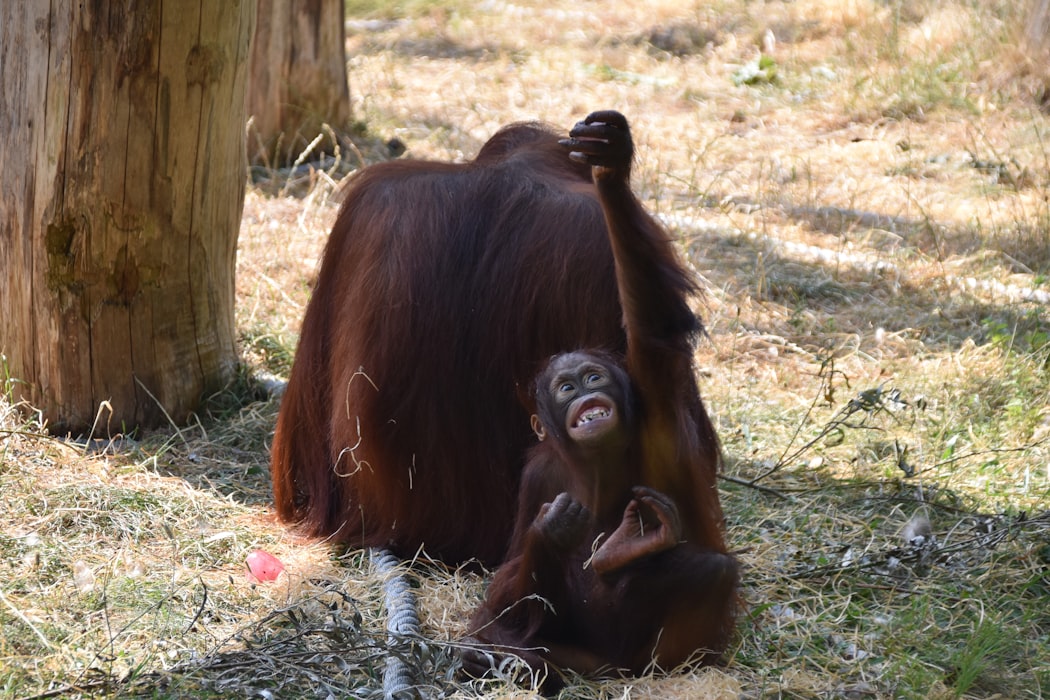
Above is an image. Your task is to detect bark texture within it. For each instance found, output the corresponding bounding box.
[0,1,255,433]
[247,0,351,166]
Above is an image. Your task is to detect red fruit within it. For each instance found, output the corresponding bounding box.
[246,549,284,582]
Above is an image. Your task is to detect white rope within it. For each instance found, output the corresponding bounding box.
[371,548,421,699]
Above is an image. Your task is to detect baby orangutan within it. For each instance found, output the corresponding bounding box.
[462,111,738,690]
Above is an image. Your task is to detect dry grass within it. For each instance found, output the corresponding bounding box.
[3,0,1050,697]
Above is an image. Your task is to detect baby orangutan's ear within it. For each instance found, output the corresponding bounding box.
[530,415,546,441]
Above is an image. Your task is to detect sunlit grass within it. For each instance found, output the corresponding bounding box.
[2,0,1049,697]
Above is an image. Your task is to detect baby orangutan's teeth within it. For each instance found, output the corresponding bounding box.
[578,408,609,424]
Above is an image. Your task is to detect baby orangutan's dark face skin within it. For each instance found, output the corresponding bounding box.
[530,351,633,459]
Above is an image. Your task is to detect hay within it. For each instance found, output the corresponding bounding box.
[3,0,1050,697]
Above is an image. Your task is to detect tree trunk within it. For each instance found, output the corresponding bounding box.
[247,0,351,166]
[0,0,255,434]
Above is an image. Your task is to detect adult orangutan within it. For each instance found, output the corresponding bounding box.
[461,114,737,687]
[270,111,729,576]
